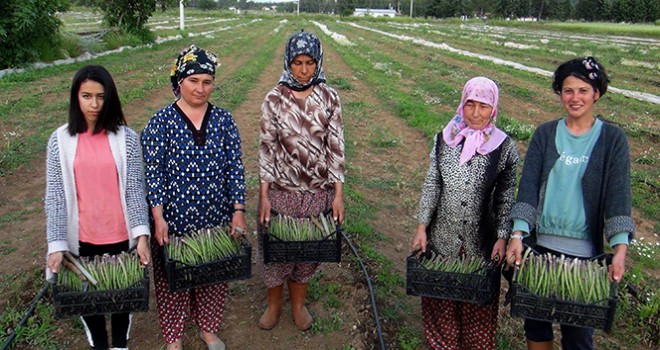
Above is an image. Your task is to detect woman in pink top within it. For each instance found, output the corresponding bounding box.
[45,65,150,350]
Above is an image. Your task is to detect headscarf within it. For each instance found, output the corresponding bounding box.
[442,77,507,165]
[169,44,219,98]
[278,31,326,91]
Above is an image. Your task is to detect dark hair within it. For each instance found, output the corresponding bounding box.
[68,65,125,135]
[552,57,609,97]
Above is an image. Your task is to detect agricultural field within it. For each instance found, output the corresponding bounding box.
[1,8,658,350]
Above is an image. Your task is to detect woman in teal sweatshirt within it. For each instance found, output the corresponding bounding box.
[505,57,634,350]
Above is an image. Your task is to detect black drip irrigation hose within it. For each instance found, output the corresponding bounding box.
[1,283,49,350]
[341,230,387,350]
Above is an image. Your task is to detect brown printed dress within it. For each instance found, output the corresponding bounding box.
[258,83,345,287]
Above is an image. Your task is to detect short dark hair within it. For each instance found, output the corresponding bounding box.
[552,57,609,97]
[68,65,125,135]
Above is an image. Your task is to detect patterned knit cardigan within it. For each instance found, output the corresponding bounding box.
[45,125,149,262]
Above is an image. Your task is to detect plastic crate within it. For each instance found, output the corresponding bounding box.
[510,282,617,332]
[405,253,500,305]
[52,268,149,319]
[162,239,251,292]
[262,225,342,264]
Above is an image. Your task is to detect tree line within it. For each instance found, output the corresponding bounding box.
[209,0,660,21]
[416,0,659,22]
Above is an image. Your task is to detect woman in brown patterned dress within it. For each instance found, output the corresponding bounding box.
[257,31,345,331]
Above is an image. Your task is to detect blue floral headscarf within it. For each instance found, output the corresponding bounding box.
[278,31,326,91]
[170,44,219,98]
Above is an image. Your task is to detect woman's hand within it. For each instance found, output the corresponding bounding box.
[258,183,271,225]
[136,235,150,266]
[505,231,524,266]
[331,196,344,224]
[151,206,169,246]
[491,238,506,265]
[411,224,427,253]
[231,210,247,236]
[258,197,271,225]
[609,244,628,283]
[48,251,64,273]
[153,216,169,246]
[332,182,345,224]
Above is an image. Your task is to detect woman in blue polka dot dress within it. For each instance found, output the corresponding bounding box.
[141,45,246,350]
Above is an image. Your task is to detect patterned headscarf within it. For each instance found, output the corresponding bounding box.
[442,77,507,165]
[169,44,219,98]
[278,31,326,91]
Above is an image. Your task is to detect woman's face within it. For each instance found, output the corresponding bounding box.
[561,75,599,120]
[179,73,214,107]
[463,99,493,130]
[290,54,317,85]
[78,79,105,129]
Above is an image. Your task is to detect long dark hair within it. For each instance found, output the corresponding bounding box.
[68,65,126,135]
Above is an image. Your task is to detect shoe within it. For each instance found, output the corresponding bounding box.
[199,332,225,350]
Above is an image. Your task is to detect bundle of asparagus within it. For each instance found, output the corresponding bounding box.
[268,213,334,241]
[419,254,488,275]
[517,248,611,305]
[166,226,242,265]
[58,252,143,291]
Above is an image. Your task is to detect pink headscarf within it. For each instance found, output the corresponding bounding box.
[442,77,507,165]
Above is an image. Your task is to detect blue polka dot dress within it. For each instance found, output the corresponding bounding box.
[142,102,244,342]
[141,102,246,235]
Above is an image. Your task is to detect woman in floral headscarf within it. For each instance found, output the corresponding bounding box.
[506,57,633,350]
[257,31,345,331]
[141,45,246,350]
[411,77,519,349]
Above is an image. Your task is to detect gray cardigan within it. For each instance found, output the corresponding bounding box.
[510,118,635,255]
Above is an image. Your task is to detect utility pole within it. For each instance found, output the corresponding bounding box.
[409,0,413,18]
[179,0,185,30]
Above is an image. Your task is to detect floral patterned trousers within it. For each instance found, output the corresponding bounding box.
[421,297,498,350]
[151,239,229,343]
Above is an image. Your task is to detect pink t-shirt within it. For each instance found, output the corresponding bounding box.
[74,130,128,245]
